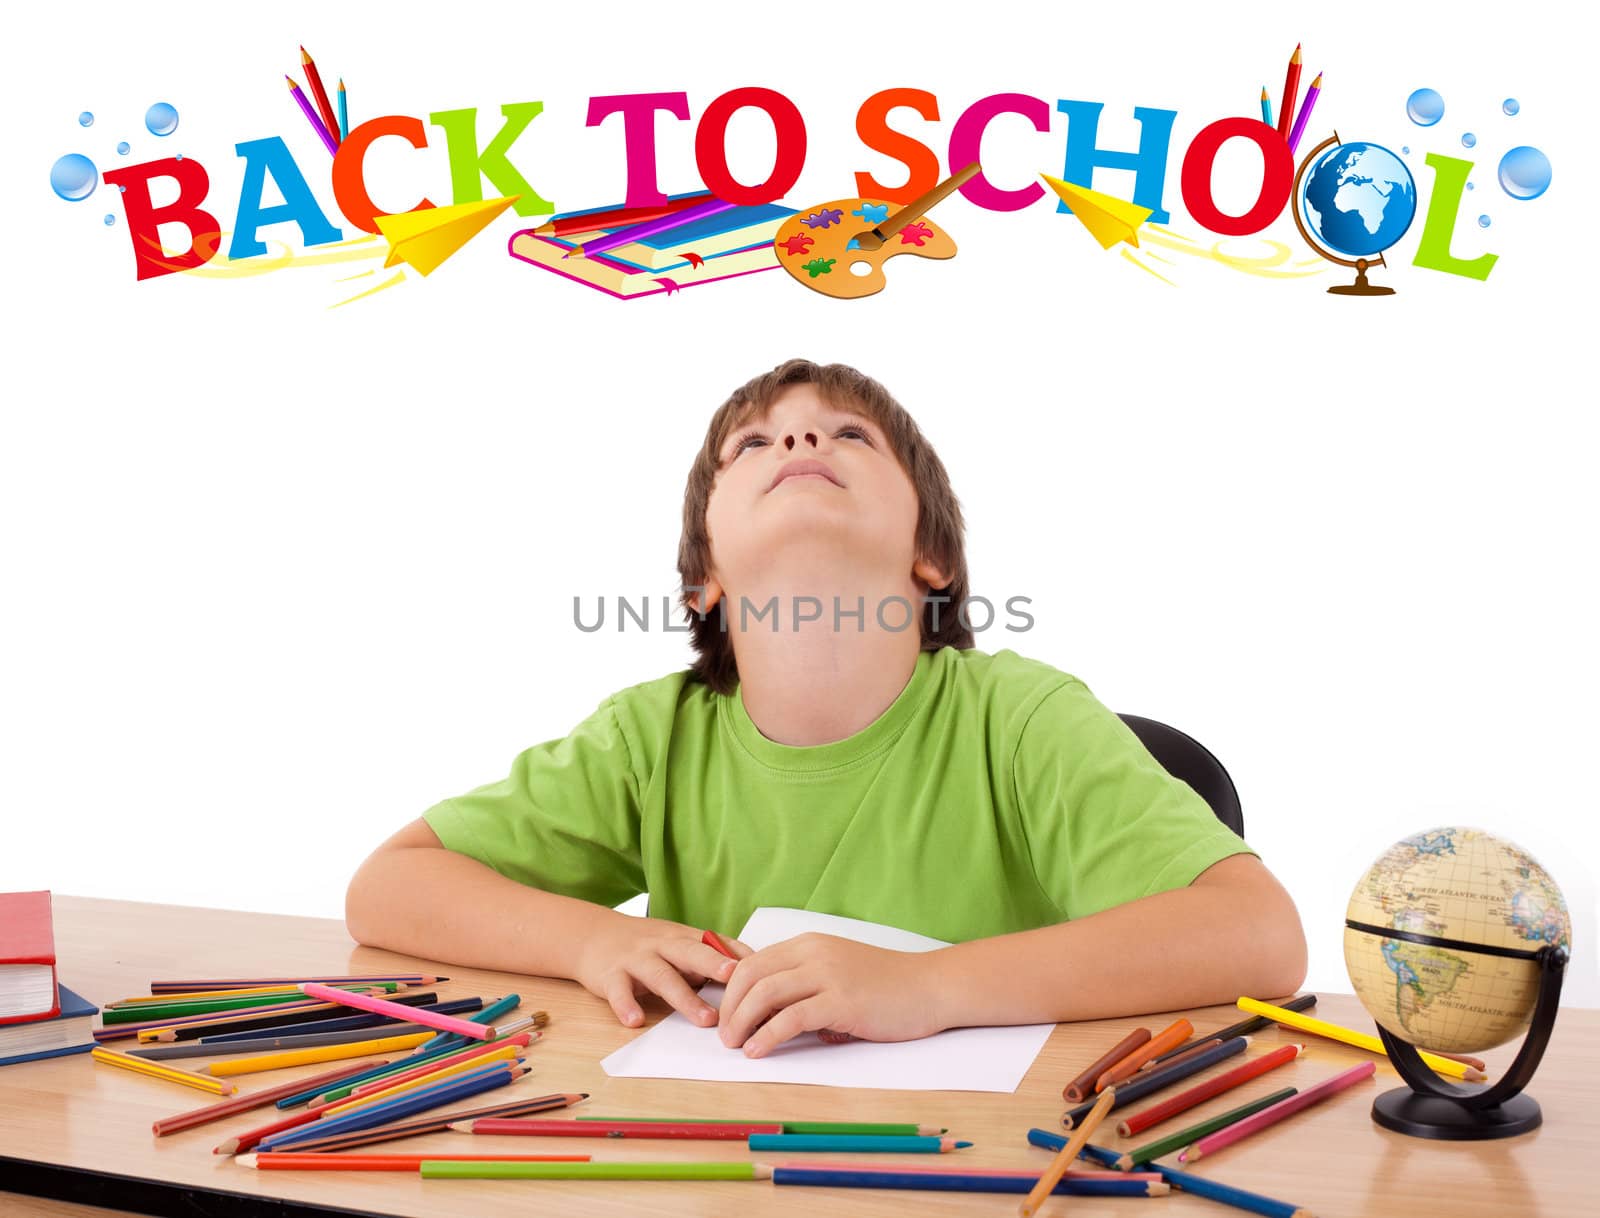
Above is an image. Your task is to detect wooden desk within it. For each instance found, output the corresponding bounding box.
[0,897,1593,1217]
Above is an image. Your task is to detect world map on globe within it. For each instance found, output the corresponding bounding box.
[1299,141,1417,260]
[1343,828,1570,1054]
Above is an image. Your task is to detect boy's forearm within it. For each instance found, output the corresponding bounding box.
[344,846,623,981]
[926,880,1308,1029]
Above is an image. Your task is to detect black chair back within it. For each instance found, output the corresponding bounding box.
[1118,713,1245,839]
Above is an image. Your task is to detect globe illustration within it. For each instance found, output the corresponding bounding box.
[1299,140,1416,259]
[1344,828,1571,1055]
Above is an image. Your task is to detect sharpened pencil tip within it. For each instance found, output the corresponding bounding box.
[956,1140,973,1148]
[237,1154,258,1168]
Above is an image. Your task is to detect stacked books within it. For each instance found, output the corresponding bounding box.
[0,890,99,1066]
[509,191,794,299]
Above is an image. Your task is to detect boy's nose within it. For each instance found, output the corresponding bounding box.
[783,430,819,450]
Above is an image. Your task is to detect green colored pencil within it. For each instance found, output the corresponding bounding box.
[575,1117,945,1136]
[1116,1087,1298,1170]
[102,987,400,1023]
[420,1160,772,1181]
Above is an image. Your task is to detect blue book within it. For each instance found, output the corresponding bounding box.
[0,983,98,1067]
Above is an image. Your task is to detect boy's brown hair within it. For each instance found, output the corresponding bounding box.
[677,358,974,694]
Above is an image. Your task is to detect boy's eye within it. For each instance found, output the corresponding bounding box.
[728,422,872,460]
[731,432,768,457]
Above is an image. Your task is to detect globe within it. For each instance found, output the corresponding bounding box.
[1344,828,1571,1055]
[1299,140,1417,260]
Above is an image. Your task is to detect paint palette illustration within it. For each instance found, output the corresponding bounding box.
[773,194,959,300]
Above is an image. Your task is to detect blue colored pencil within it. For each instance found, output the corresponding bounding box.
[202,997,483,1045]
[262,1062,522,1150]
[337,79,348,140]
[1261,88,1273,127]
[774,1167,1162,1196]
[1063,1035,1248,1128]
[750,1134,970,1154]
[275,1025,495,1109]
[412,994,520,1056]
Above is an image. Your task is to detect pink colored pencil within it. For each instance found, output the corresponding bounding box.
[1179,1061,1376,1162]
[300,982,492,1040]
[780,1161,1163,1181]
[154,1059,388,1136]
[1287,72,1323,156]
[1118,1044,1304,1137]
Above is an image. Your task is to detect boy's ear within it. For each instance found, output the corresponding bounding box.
[912,556,951,591]
[693,577,725,616]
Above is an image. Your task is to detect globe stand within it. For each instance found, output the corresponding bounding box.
[1328,257,1394,297]
[1371,944,1568,1141]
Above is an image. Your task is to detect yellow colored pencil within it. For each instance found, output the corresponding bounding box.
[1020,1085,1116,1216]
[204,1031,434,1076]
[1236,998,1486,1081]
[322,1047,526,1116]
[92,1046,236,1095]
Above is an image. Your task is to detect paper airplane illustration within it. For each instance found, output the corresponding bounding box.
[1039,174,1153,249]
[375,195,520,276]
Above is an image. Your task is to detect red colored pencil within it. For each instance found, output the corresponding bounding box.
[702,929,737,959]
[239,1152,591,1171]
[1064,1028,1150,1102]
[154,1060,387,1137]
[1118,1043,1304,1137]
[1276,44,1303,141]
[453,1118,783,1139]
[300,46,341,147]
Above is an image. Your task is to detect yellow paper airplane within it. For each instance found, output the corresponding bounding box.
[375,195,520,276]
[1039,174,1153,249]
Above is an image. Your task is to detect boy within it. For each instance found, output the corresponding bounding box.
[346,359,1307,1059]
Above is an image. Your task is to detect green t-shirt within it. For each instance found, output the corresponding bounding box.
[422,646,1254,942]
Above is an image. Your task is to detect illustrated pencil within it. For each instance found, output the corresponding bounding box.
[1118,1043,1302,1137]
[1064,1036,1248,1128]
[1180,1061,1377,1162]
[337,78,348,141]
[750,1134,969,1153]
[575,1117,944,1136]
[300,47,340,147]
[775,1167,1166,1197]
[1021,1086,1116,1217]
[1138,1037,1226,1074]
[239,1153,591,1171]
[1287,73,1322,155]
[1148,993,1317,1067]
[1261,87,1273,127]
[91,1045,234,1095]
[301,982,491,1040]
[257,1093,587,1154]
[533,193,714,237]
[564,197,736,259]
[260,1065,528,1151]
[421,1161,772,1181]
[1235,997,1484,1079]
[154,1061,387,1137]
[1064,1027,1150,1101]
[286,75,338,156]
[1097,1018,1194,1090]
[203,1031,435,1076]
[456,1118,780,1138]
[1276,44,1303,141]
[151,975,445,992]
[1115,1087,1298,1170]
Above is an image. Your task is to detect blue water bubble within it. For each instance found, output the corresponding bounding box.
[1402,146,1410,155]
[78,111,94,127]
[116,141,129,155]
[104,214,116,226]
[50,153,98,201]
[1477,215,1491,228]
[175,153,183,161]
[118,184,126,192]
[1461,132,1477,148]
[1503,98,1520,116]
[1406,88,1444,126]
[145,102,179,136]
[1498,145,1551,200]
[1466,181,1475,190]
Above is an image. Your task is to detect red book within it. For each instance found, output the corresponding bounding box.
[0,891,60,1024]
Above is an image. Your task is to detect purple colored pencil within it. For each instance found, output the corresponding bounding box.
[287,75,338,156]
[564,197,736,259]
[1287,73,1323,156]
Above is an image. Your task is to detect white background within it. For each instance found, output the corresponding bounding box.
[5,2,1595,1008]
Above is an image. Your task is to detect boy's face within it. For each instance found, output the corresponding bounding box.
[703,384,940,607]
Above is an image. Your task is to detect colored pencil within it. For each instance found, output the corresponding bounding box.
[239,1153,591,1171]
[261,1064,528,1152]
[111,982,402,1009]
[775,1167,1166,1197]
[1115,1087,1298,1170]
[132,992,459,1043]
[337,79,348,141]
[300,47,340,148]
[456,1118,781,1139]
[1150,994,1317,1067]
[1287,73,1322,155]
[316,1059,522,1122]
[749,1134,968,1153]
[192,997,478,1046]
[421,1161,772,1181]
[1138,1037,1225,1074]
[306,1032,528,1108]
[533,193,713,237]
[1028,1129,1314,1218]
[410,993,525,1055]
[564,197,736,260]
[338,1034,535,1104]
[1276,44,1302,141]
[1064,1036,1249,1128]
[781,1161,1163,1182]
[97,996,346,1042]
[1261,87,1273,127]
[250,1093,588,1155]
[1097,1017,1192,1090]
[204,1031,434,1076]
[1021,1086,1116,1217]
[118,990,443,1040]
[91,1045,234,1095]
[215,1105,326,1155]
[576,1117,944,1136]
[1180,1061,1377,1162]
[151,975,445,992]
[702,928,737,958]
[1118,1043,1303,1137]
[130,1023,470,1060]
[301,982,492,1040]
[286,76,338,156]
[1064,1027,1150,1101]
[322,1047,528,1115]
[1235,997,1484,1080]
[153,1061,386,1137]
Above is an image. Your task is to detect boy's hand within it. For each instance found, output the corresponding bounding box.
[574,913,753,1030]
[716,933,944,1057]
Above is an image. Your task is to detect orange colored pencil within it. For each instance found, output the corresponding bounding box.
[1097,1018,1192,1091]
[1064,1027,1150,1102]
[1020,1086,1116,1217]
[238,1152,591,1171]
[1276,44,1303,141]
[300,46,340,147]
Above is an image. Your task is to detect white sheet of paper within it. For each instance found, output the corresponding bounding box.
[599,907,1055,1092]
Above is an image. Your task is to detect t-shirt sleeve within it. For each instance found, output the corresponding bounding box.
[421,696,647,909]
[1012,679,1255,921]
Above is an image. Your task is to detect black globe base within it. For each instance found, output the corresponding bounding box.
[1372,1086,1542,1140]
